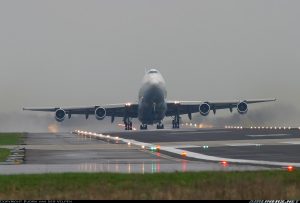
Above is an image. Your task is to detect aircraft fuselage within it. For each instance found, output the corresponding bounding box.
[138,69,167,125]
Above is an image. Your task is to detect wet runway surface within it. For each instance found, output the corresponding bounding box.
[108,128,300,143]
[2,128,300,174]
[23,132,167,165]
[180,145,300,163]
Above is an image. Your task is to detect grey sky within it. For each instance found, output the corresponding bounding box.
[0,0,299,131]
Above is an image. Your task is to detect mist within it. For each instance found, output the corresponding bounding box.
[0,101,297,133]
[0,1,300,131]
[190,102,300,128]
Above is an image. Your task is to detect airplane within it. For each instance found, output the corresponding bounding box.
[23,69,276,130]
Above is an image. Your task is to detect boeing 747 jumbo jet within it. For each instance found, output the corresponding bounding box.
[23,69,276,130]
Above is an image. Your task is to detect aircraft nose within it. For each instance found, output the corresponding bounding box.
[149,81,161,91]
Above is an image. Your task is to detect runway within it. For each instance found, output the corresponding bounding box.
[1,127,300,174]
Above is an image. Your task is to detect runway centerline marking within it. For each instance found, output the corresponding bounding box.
[246,134,289,137]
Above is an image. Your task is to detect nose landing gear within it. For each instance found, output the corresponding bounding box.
[140,124,148,130]
[157,122,164,129]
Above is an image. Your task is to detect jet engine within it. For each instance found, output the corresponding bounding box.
[95,107,106,120]
[199,102,210,116]
[55,109,66,122]
[237,101,248,114]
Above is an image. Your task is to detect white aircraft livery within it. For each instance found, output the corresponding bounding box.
[23,69,276,130]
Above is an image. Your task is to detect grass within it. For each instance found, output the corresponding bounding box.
[0,148,10,162]
[0,133,23,145]
[0,171,300,199]
[0,133,23,162]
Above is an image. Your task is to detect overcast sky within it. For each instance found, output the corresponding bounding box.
[0,0,299,130]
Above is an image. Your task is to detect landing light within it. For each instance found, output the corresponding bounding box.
[156,145,161,151]
[141,145,145,149]
[181,151,187,157]
[128,142,131,146]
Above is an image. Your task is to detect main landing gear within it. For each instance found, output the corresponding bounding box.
[124,118,132,130]
[172,115,180,129]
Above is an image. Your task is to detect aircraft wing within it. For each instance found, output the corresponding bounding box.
[165,98,276,117]
[23,103,139,118]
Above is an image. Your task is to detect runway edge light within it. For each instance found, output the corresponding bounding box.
[220,160,229,167]
[285,165,295,172]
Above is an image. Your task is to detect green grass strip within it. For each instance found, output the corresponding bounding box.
[0,148,10,162]
[0,171,299,199]
[0,133,22,145]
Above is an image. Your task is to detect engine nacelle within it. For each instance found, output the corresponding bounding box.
[55,109,66,122]
[237,101,248,114]
[199,102,210,116]
[95,107,106,120]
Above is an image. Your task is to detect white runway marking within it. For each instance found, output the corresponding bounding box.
[169,145,199,149]
[161,146,300,167]
[246,134,289,137]
[169,131,230,135]
[75,131,300,168]
[226,143,262,147]
[281,141,300,145]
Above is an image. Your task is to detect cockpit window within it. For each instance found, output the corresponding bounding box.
[148,69,158,74]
